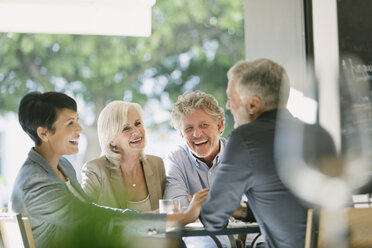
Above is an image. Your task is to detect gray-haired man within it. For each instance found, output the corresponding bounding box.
[164,91,253,247]
[164,91,225,205]
[200,58,336,248]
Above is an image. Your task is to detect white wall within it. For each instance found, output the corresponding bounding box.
[243,0,317,123]
[244,0,307,94]
[312,0,341,151]
[0,113,33,207]
[243,0,341,148]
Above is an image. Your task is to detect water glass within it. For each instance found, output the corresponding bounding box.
[159,199,182,214]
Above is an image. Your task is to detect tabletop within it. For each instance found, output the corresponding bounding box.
[172,221,260,237]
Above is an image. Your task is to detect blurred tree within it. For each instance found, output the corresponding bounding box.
[0,0,244,163]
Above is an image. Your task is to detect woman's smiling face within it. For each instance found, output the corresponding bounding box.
[110,107,146,154]
[45,108,82,156]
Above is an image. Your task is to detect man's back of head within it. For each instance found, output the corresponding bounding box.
[230,58,290,111]
[226,58,290,126]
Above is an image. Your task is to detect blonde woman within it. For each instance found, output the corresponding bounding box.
[81,101,165,211]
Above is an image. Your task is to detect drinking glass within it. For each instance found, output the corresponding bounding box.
[159,199,182,214]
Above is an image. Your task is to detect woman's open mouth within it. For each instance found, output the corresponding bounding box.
[130,137,143,144]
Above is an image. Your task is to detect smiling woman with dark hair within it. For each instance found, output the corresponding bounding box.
[11,91,208,248]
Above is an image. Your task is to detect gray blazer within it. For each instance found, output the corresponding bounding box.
[200,109,336,248]
[11,148,166,247]
[81,155,166,210]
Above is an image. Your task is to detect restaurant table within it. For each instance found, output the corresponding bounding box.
[166,220,261,248]
[109,218,261,248]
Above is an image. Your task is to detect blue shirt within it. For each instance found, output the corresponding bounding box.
[163,138,226,206]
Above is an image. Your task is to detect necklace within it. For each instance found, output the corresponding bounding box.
[130,170,137,188]
[122,161,143,189]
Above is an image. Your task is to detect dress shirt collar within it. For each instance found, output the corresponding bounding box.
[186,137,226,168]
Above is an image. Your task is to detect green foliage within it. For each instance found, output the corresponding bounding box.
[0,0,244,135]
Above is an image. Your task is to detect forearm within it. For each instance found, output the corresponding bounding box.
[166,213,187,229]
[166,188,209,229]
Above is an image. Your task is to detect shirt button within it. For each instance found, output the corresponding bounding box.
[209,171,212,175]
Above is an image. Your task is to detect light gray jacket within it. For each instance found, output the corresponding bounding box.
[11,148,166,247]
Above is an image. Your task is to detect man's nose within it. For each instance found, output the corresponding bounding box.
[192,128,202,137]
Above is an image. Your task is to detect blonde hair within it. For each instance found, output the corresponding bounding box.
[97,101,145,168]
[171,91,224,132]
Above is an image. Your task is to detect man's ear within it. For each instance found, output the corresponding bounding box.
[247,96,263,115]
[217,119,224,134]
[179,130,184,139]
[36,126,49,142]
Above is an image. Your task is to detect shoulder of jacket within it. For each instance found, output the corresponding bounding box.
[83,156,111,173]
[21,159,50,179]
[145,154,163,163]
[144,154,165,170]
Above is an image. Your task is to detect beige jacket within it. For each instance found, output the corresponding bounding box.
[81,155,165,210]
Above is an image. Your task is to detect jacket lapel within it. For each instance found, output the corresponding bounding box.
[58,160,92,203]
[109,167,127,209]
[142,158,159,210]
[29,149,92,203]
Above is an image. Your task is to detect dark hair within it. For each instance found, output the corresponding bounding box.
[18,91,77,145]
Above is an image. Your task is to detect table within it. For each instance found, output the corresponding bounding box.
[167,221,261,248]
[109,218,261,248]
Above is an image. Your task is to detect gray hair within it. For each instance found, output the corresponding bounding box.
[171,91,225,131]
[229,59,290,109]
[97,100,145,168]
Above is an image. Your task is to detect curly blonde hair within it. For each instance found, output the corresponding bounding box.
[171,91,225,132]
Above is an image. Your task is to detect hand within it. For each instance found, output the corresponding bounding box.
[182,188,209,224]
[165,188,209,229]
[232,204,243,219]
